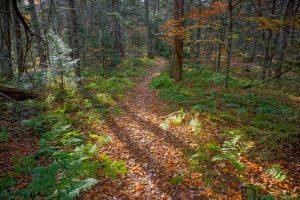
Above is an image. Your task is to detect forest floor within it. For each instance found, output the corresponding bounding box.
[81,58,299,200]
[1,58,298,199]
[81,59,209,199]
[0,99,39,190]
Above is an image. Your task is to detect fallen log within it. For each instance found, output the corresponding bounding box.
[0,85,38,100]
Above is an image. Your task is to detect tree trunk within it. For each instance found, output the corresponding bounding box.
[144,0,154,58]
[112,0,125,57]
[0,85,38,100]
[225,0,233,89]
[275,0,294,78]
[262,0,276,80]
[195,22,201,61]
[13,9,25,80]
[216,27,223,72]
[0,0,14,80]
[262,28,272,80]
[28,0,47,68]
[250,40,256,61]
[68,0,81,84]
[171,0,184,81]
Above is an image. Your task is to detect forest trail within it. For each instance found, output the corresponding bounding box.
[82,59,202,199]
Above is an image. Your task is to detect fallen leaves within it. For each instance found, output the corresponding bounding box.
[79,60,300,199]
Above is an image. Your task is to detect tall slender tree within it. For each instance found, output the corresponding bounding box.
[112,0,125,57]
[171,0,184,81]
[68,0,81,84]
[144,0,154,58]
[224,0,242,88]
[13,7,25,80]
[28,0,47,68]
[0,0,13,79]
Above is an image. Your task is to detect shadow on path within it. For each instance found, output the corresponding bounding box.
[122,103,195,153]
[106,114,189,199]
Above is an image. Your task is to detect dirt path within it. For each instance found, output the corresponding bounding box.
[82,59,202,199]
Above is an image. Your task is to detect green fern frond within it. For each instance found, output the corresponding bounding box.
[100,155,127,177]
[60,138,83,146]
[66,178,98,199]
[74,144,98,158]
[212,134,253,171]
[13,155,36,174]
[267,164,287,181]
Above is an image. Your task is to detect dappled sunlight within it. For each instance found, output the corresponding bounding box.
[1,0,299,198]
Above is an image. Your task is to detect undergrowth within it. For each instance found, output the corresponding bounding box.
[150,67,300,158]
[150,65,300,199]
[0,57,155,199]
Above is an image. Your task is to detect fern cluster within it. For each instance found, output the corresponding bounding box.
[211,134,254,171]
[159,109,186,130]
[0,109,126,199]
[191,133,254,171]
[266,164,287,181]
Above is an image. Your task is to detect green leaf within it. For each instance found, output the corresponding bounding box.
[170,175,183,186]
[0,174,15,190]
[266,164,287,181]
[0,130,9,142]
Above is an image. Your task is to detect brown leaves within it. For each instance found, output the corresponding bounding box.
[160,18,189,43]
[189,2,226,21]
[81,60,300,199]
[191,172,203,187]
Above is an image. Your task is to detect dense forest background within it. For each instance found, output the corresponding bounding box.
[0,0,299,199]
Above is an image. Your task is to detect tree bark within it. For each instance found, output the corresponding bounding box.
[144,0,154,58]
[171,0,184,81]
[68,0,81,84]
[216,27,223,72]
[275,0,294,78]
[112,0,125,57]
[225,0,233,89]
[262,0,276,79]
[13,8,25,80]
[0,85,38,100]
[0,0,14,80]
[28,0,47,68]
[195,22,201,61]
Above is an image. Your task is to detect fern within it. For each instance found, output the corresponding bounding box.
[13,155,36,174]
[189,117,202,133]
[65,178,98,199]
[8,91,126,199]
[212,134,254,170]
[60,138,83,146]
[100,154,127,178]
[150,72,174,89]
[266,164,287,181]
[89,133,112,145]
[74,144,97,158]
[159,109,186,130]
[246,184,276,200]
[170,175,183,186]
[0,174,15,190]
[0,130,9,142]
